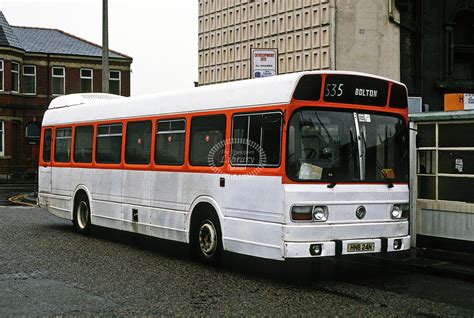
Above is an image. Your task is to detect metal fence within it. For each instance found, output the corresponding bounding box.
[0,165,38,183]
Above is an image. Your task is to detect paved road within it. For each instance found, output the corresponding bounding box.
[1,206,473,316]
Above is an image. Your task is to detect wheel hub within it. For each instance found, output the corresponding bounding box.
[199,221,217,256]
[77,201,89,229]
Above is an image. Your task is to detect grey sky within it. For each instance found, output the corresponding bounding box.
[1,0,198,96]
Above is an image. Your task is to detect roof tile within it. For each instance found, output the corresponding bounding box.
[0,11,130,60]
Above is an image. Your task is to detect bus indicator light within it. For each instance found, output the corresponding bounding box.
[291,205,313,221]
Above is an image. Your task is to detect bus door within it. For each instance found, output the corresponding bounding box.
[39,128,52,194]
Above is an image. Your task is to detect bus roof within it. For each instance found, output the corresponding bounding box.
[42,71,403,126]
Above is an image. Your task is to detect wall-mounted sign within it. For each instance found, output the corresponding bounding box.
[251,48,278,79]
[444,93,474,111]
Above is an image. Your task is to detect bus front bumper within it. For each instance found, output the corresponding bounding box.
[284,235,411,258]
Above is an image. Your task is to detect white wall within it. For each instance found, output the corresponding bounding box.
[334,0,401,81]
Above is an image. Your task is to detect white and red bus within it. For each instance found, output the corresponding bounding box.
[38,71,410,262]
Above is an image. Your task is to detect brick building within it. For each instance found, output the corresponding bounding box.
[0,12,132,179]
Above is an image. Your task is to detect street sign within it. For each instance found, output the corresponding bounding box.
[251,48,278,79]
[444,93,474,111]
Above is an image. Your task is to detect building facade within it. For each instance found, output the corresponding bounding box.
[198,0,401,85]
[397,0,474,111]
[0,12,132,179]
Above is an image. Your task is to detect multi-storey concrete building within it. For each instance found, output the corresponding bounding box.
[198,0,401,85]
[0,12,132,179]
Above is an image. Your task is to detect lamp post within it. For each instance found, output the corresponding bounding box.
[102,0,109,93]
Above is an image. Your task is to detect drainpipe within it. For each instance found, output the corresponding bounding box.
[102,0,110,93]
[46,53,50,106]
[330,0,337,70]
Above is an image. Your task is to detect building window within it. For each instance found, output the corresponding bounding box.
[453,11,474,80]
[80,69,93,93]
[0,60,4,91]
[190,115,226,167]
[96,123,122,164]
[54,127,72,163]
[0,121,4,157]
[125,121,152,165]
[109,70,121,95]
[11,62,19,93]
[155,119,186,165]
[74,126,93,163]
[23,65,36,95]
[416,122,474,203]
[25,122,40,140]
[231,112,282,167]
[52,67,65,95]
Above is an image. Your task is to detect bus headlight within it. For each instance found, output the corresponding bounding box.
[391,204,409,219]
[291,205,329,222]
[391,205,402,219]
[313,206,328,222]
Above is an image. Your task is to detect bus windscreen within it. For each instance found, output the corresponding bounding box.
[323,75,389,107]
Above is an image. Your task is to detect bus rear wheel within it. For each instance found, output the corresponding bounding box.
[192,209,222,264]
[73,194,91,234]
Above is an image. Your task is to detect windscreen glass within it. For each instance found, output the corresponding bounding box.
[287,109,408,182]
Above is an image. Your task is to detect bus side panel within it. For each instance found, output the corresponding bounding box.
[38,166,51,194]
[150,171,188,211]
[90,168,123,230]
[224,175,285,260]
[223,175,285,223]
[149,207,187,243]
[49,167,73,219]
[150,171,188,242]
[182,172,226,234]
[121,170,152,235]
[224,218,285,260]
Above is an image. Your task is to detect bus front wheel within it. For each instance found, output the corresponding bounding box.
[73,193,91,234]
[192,209,222,264]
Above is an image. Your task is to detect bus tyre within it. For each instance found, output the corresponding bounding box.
[193,210,222,264]
[73,194,91,234]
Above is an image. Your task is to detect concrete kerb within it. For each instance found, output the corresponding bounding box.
[373,248,474,282]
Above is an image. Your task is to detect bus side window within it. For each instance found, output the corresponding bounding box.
[54,127,72,163]
[74,126,93,163]
[42,128,52,163]
[125,121,152,165]
[96,123,123,164]
[190,115,226,167]
[231,112,282,167]
[155,119,186,165]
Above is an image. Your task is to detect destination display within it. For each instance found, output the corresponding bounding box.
[323,75,389,107]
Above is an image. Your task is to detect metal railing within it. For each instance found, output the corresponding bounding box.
[0,165,38,183]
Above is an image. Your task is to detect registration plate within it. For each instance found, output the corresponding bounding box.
[347,242,375,253]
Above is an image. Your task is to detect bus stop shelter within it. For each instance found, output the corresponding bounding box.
[409,110,474,253]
